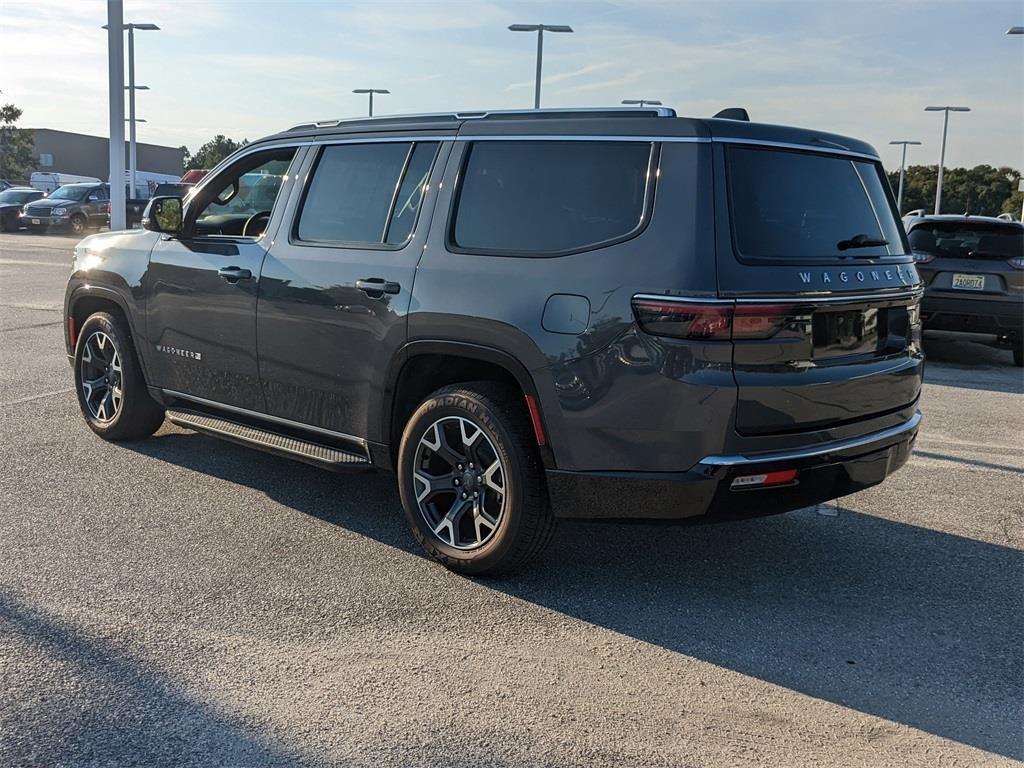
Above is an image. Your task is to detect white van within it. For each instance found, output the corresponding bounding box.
[30,172,102,194]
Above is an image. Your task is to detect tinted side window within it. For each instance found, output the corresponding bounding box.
[298,143,411,244]
[726,147,906,260]
[452,141,652,255]
[386,143,438,245]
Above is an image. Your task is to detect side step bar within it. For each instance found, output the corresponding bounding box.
[165,408,372,471]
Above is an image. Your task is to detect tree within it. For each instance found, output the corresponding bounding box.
[887,164,1020,218]
[183,135,248,170]
[0,93,35,183]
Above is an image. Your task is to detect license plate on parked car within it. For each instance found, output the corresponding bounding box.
[952,273,985,290]
[31,218,40,225]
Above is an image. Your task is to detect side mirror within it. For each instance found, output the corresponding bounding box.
[143,196,183,234]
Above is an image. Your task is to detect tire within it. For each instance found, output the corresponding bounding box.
[397,382,555,576]
[74,311,164,441]
[69,214,87,236]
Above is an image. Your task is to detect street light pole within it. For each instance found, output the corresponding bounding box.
[508,24,574,109]
[106,1,125,230]
[924,106,970,215]
[889,140,921,213]
[353,88,389,117]
[621,99,662,109]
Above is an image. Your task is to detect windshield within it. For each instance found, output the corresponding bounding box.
[47,184,93,202]
[908,222,1023,259]
[727,146,907,261]
[0,189,39,205]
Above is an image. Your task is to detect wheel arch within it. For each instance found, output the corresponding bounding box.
[382,340,555,471]
[66,286,151,382]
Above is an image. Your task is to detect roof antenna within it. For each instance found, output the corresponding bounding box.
[713,107,750,121]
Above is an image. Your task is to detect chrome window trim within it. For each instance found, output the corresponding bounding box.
[696,411,921,467]
[455,135,709,143]
[160,389,369,450]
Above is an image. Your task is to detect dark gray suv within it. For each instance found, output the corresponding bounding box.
[63,107,923,575]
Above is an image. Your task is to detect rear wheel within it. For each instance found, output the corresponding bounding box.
[398,382,555,575]
[74,312,164,440]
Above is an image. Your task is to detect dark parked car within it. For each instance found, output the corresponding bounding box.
[0,187,45,231]
[63,107,923,575]
[24,183,110,235]
[905,214,1024,365]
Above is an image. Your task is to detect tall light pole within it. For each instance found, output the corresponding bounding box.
[105,2,125,230]
[924,106,970,214]
[508,24,574,109]
[621,99,662,108]
[1007,26,1024,34]
[104,22,159,201]
[889,140,921,213]
[353,88,389,117]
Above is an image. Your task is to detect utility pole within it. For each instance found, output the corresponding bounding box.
[106,0,125,230]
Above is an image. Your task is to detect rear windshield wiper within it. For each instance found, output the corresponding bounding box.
[837,234,889,251]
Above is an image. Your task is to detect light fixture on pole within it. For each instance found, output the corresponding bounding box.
[508,24,574,109]
[621,99,662,108]
[353,88,389,117]
[1007,26,1023,34]
[103,22,159,202]
[889,140,921,213]
[924,106,970,215]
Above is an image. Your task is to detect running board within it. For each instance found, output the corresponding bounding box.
[165,408,372,471]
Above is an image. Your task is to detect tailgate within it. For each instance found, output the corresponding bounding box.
[732,290,923,435]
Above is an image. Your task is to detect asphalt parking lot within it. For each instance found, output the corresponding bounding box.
[1,230,1021,768]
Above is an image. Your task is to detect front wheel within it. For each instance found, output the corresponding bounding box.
[69,214,87,236]
[74,312,164,440]
[398,383,555,575]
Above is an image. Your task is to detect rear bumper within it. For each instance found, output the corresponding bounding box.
[547,411,921,520]
[921,293,1023,336]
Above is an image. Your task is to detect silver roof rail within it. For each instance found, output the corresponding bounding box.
[287,106,676,132]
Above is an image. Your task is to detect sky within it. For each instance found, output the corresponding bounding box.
[1,0,1022,173]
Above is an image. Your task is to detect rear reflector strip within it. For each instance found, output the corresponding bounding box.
[730,469,799,489]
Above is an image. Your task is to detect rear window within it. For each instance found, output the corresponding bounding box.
[452,140,652,255]
[727,146,906,261]
[908,222,1023,259]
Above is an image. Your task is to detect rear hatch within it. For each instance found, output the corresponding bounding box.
[908,219,1024,298]
[715,142,923,436]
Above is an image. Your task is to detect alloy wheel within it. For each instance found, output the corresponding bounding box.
[79,331,123,422]
[412,416,507,550]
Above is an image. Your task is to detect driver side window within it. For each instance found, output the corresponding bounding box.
[192,148,296,238]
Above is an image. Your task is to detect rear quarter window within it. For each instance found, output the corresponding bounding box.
[726,146,907,262]
[451,140,653,256]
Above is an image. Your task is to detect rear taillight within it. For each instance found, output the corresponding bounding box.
[106,203,112,214]
[912,251,935,265]
[631,299,732,341]
[632,298,800,341]
[1008,257,1024,270]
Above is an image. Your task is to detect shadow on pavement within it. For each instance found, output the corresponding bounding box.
[128,432,1024,761]
[0,592,311,768]
[923,333,1023,394]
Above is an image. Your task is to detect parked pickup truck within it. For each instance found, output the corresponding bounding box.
[23,183,111,235]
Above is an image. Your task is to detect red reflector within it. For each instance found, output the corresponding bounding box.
[524,394,546,446]
[730,468,799,489]
[68,316,77,347]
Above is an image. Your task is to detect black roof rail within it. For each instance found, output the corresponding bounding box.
[713,107,750,121]
[286,106,677,133]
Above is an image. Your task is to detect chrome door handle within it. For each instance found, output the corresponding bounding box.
[356,278,401,297]
[218,266,252,282]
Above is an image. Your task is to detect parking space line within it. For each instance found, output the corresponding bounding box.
[0,388,74,407]
[0,259,70,267]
